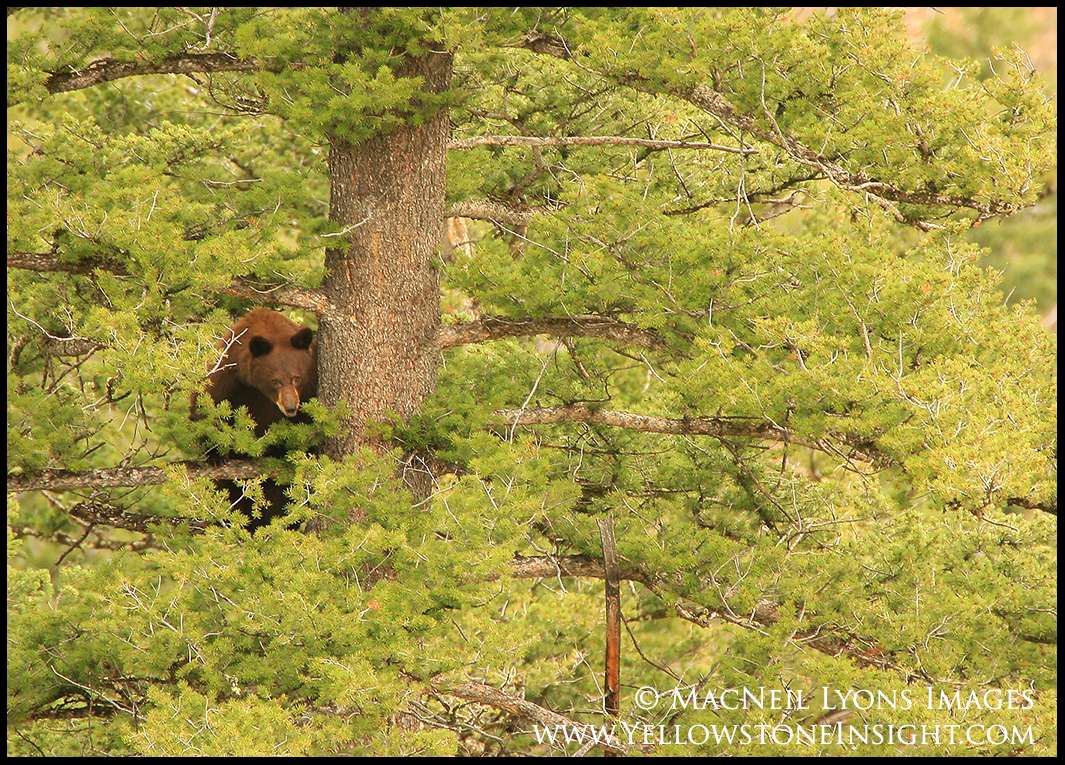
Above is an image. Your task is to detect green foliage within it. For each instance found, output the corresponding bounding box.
[7,6,1056,757]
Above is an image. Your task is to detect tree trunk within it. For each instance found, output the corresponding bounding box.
[319,15,451,501]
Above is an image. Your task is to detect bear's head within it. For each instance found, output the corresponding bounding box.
[214,308,317,425]
[245,327,315,417]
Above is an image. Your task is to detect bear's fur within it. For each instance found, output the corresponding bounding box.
[195,308,318,530]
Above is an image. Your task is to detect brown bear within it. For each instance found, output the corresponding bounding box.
[194,308,318,530]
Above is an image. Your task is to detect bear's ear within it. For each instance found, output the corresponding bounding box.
[249,336,274,357]
[291,327,314,350]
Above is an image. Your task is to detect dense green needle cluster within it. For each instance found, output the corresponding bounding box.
[7,7,1056,757]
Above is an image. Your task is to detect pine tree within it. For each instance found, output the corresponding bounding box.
[7,7,1056,756]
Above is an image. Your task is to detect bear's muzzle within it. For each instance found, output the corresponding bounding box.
[277,390,301,417]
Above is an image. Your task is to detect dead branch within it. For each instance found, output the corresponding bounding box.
[598,516,622,726]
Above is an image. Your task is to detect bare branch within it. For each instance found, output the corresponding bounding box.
[515,32,572,60]
[598,516,621,721]
[505,553,614,582]
[8,250,122,275]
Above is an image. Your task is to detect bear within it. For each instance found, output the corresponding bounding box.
[193,308,318,531]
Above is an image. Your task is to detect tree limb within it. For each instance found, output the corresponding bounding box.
[445,200,534,227]
[6,459,264,494]
[9,414,1052,516]
[678,83,1014,228]
[496,404,868,460]
[9,522,171,552]
[496,406,1056,515]
[219,279,333,314]
[448,134,754,155]
[1006,495,1057,516]
[42,53,264,98]
[431,679,651,755]
[7,251,332,314]
[68,500,210,535]
[518,35,1027,229]
[504,554,915,680]
[14,704,122,722]
[440,315,668,350]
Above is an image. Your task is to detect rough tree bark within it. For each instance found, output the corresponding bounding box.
[318,9,452,502]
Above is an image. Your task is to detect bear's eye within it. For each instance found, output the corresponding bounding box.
[292,376,301,386]
[271,380,282,389]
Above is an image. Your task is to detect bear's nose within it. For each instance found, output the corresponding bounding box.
[284,405,299,417]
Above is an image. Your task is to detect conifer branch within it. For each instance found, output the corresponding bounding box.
[67,500,210,535]
[518,35,1028,229]
[678,83,1015,228]
[7,251,331,313]
[445,200,534,227]
[440,315,668,350]
[497,406,1057,514]
[448,134,754,155]
[10,453,1053,516]
[433,679,652,755]
[7,460,264,494]
[496,404,858,459]
[504,555,910,678]
[41,53,264,98]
